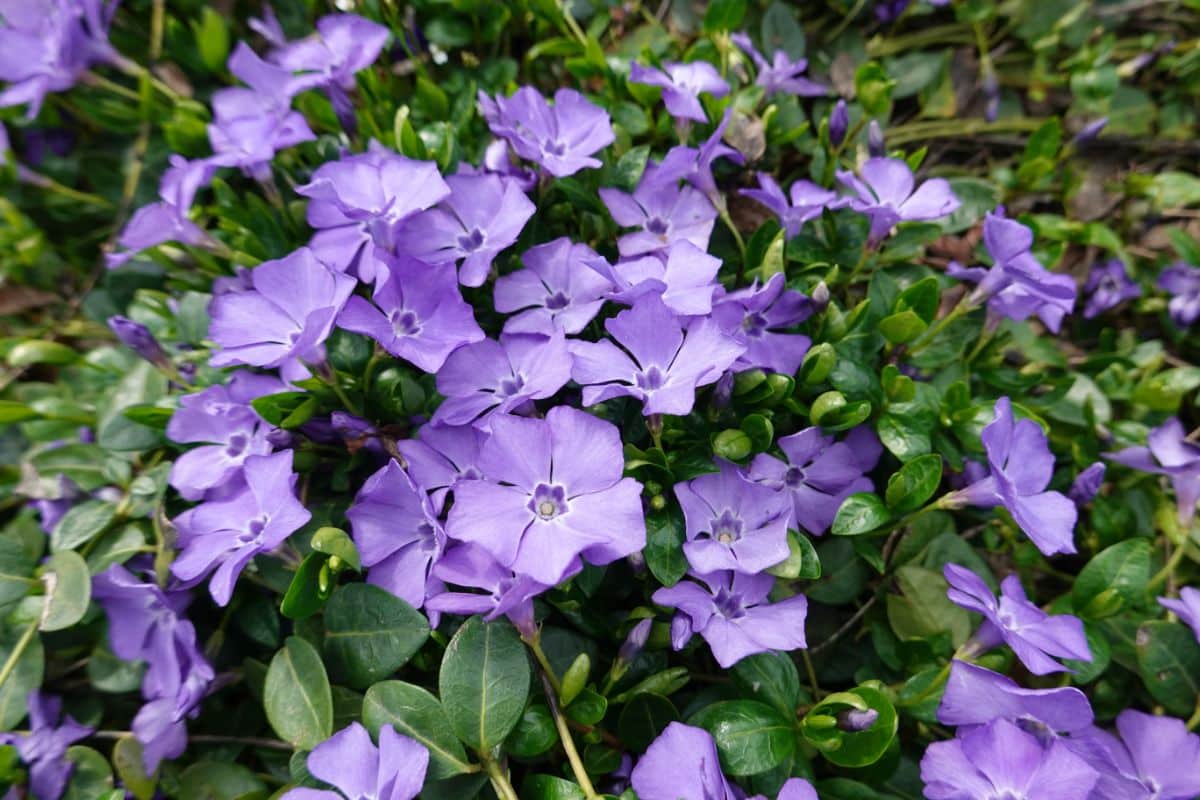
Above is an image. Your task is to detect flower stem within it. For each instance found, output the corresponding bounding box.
[800,649,821,698]
[899,658,953,708]
[1147,535,1190,593]
[524,634,563,695]
[0,622,38,693]
[722,210,749,282]
[539,671,600,799]
[906,298,976,357]
[480,752,520,800]
[1187,696,1200,732]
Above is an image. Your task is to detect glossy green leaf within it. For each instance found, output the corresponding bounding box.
[438,616,530,751]
[264,636,333,750]
[323,583,429,689]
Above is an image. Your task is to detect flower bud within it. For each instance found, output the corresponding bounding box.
[617,619,653,666]
[1072,118,1108,147]
[867,120,885,157]
[836,707,879,732]
[829,99,849,147]
[811,281,831,310]
[107,315,169,369]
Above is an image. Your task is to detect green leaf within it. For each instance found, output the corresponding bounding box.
[886,565,970,647]
[0,536,36,607]
[703,0,747,32]
[689,699,796,776]
[800,684,898,768]
[50,499,117,552]
[564,687,607,726]
[112,736,155,800]
[617,693,677,752]
[251,391,318,429]
[522,774,587,800]
[1072,539,1152,619]
[280,553,332,621]
[854,61,896,118]
[191,7,230,73]
[362,681,474,779]
[732,652,802,718]
[505,704,559,758]
[878,310,927,344]
[559,653,590,707]
[884,454,943,513]
[831,493,891,536]
[438,616,530,751]
[761,2,806,58]
[766,530,821,580]
[1136,620,1200,716]
[611,145,650,192]
[40,551,91,631]
[177,762,266,800]
[61,746,113,800]
[644,510,687,588]
[0,624,43,729]
[6,340,78,367]
[264,636,333,750]
[324,583,430,689]
[309,526,361,571]
[0,401,37,423]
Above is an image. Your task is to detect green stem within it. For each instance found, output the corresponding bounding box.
[23,173,113,209]
[907,297,977,356]
[557,0,588,46]
[800,650,821,698]
[480,753,520,800]
[899,659,953,708]
[1148,536,1190,594]
[1188,696,1200,732]
[885,117,1047,147]
[0,622,38,693]
[540,671,600,799]
[525,635,563,695]
[722,210,748,282]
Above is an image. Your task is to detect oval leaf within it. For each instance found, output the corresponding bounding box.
[438,616,530,752]
[264,636,333,750]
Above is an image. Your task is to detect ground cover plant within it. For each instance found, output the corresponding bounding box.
[0,0,1198,798]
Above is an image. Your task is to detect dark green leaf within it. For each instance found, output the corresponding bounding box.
[264,636,333,750]
[324,583,429,689]
[439,616,530,751]
[689,700,796,776]
[832,493,891,536]
[362,681,474,779]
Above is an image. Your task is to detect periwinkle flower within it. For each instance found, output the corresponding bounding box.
[171,451,312,606]
[297,143,450,283]
[458,138,538,192]
[739,173,843,238]
[829,99,849,146]
[944,564,1091,675]
[730,32,826,98]
[337,255,483,373]
[920,718,1098,800]
[867,120,886,157]
[1158,262,1200,328]
[394,172,535,287]
[947,210,1076,333]
[837,156,960,243]
[1068,462,1106,506]
[592,241,722,316]
[945,397,1078,556]
[433,332,571,427]
[937,660,1094,735]
[208,247,357,371]
[446,407,645,586]
[346,460,446,610]
[711,273,815,375]
[493,237,614,335]
[0,692,92,800]
[1106,417,1200,526]
[749,426,881,535]
[569,295,744,417]
[425,544,561,638]
[1082,709,1200,800]
[629,60,729,123]
[1158,586,1200,644]
[653,570,808,668]
[653,108,744,208]
[479,86,615,178]
[675,459,792,575]
[108,315,169,368]
[395,423,487,514]
[280,722,429,800]
[629,722,741,800]
[1082,259,1140,319]
[599,165,718,257]
[108,155,220,267]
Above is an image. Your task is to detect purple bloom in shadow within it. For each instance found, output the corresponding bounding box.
[947,397,1078,555]
[1106,417,1200,526]
[108,155,221,268]
[653,570,807,668]
[0,692,92,800]
[446,407,644,586]
[731,32,827,98]
[712,273,814,375]
[1083,259,1140,318]
[630,723,740,800]
[599,164,717,258]
[569,295,744,416]
[433,331,571,428]
[675,460,791,575]
[921,718,1098,800]
[944,563,1091,675]
[494,237,614,334]
[938,660,1094,735]
[1158,262,1200,328]
[749,426,881,535]
[1068,462,1105,506]
[281,722,429,800]
[396,423,487,514]
[394,172,535,287]
[426,544,562,638]
[837,157,960,243]
[629,61,729,123]
[1158,586,1200,644]
[740,173,845,238]
[346,460,446,613]
[337,255,483,373]
[479,86,614,177]
[591,241,721,316]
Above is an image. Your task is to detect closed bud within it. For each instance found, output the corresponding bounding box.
[1072,117,1108,147]
[799,343,837,385]
[811,281,831,310]
[868,120,885,157]
[712,429,753,461]
[836,707,879,732]
[829,99,849,147]
[107,315,169,369]
[617,619,653,666]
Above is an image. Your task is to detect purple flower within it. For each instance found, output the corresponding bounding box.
[944,564,1091,675]
[739,173,843,238]
[1083,259,1140,318]
[1158,262,1200,328]
[921,718,1098,800]
[208,247,357,371]
[1068,462,1106,506]
[675,460,791,575]
[591,241,721,316]
[165,376,282,500]
[937,660,1094,735]
[630,722,740,800]
[948,211,1077,333]
[433,332,571,427]
[653,570,808,668]
[297,143,450,284]
[0,692,92,800]
[617,618,653,665]
[1158,586,1200,644]
[479,86,614,178]
[569,295,744,416]
[346,460,445,610]
[946,397,1078,556]
[171,451,312,605]
[425,544,560,638]
[837,157,961,243]
[281,722,429,800]
[1106,417,1200,526]
[337,256,483,373]
[394,173,535,287]
[828,99,849,146]
[493,237,614,334]
[1083,710,1200,800]
[457,138,538,192]
[446,407,645,586]
[108,156,220,268]
[711,273,814,374]
[0,0,121,118]
[749,426,881,535]
[653,108,744,208]
[731,32,826,98]
[599,165,717,258]
[108,315,169,367]
[629,61,729,123]
[396,423,486,514]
